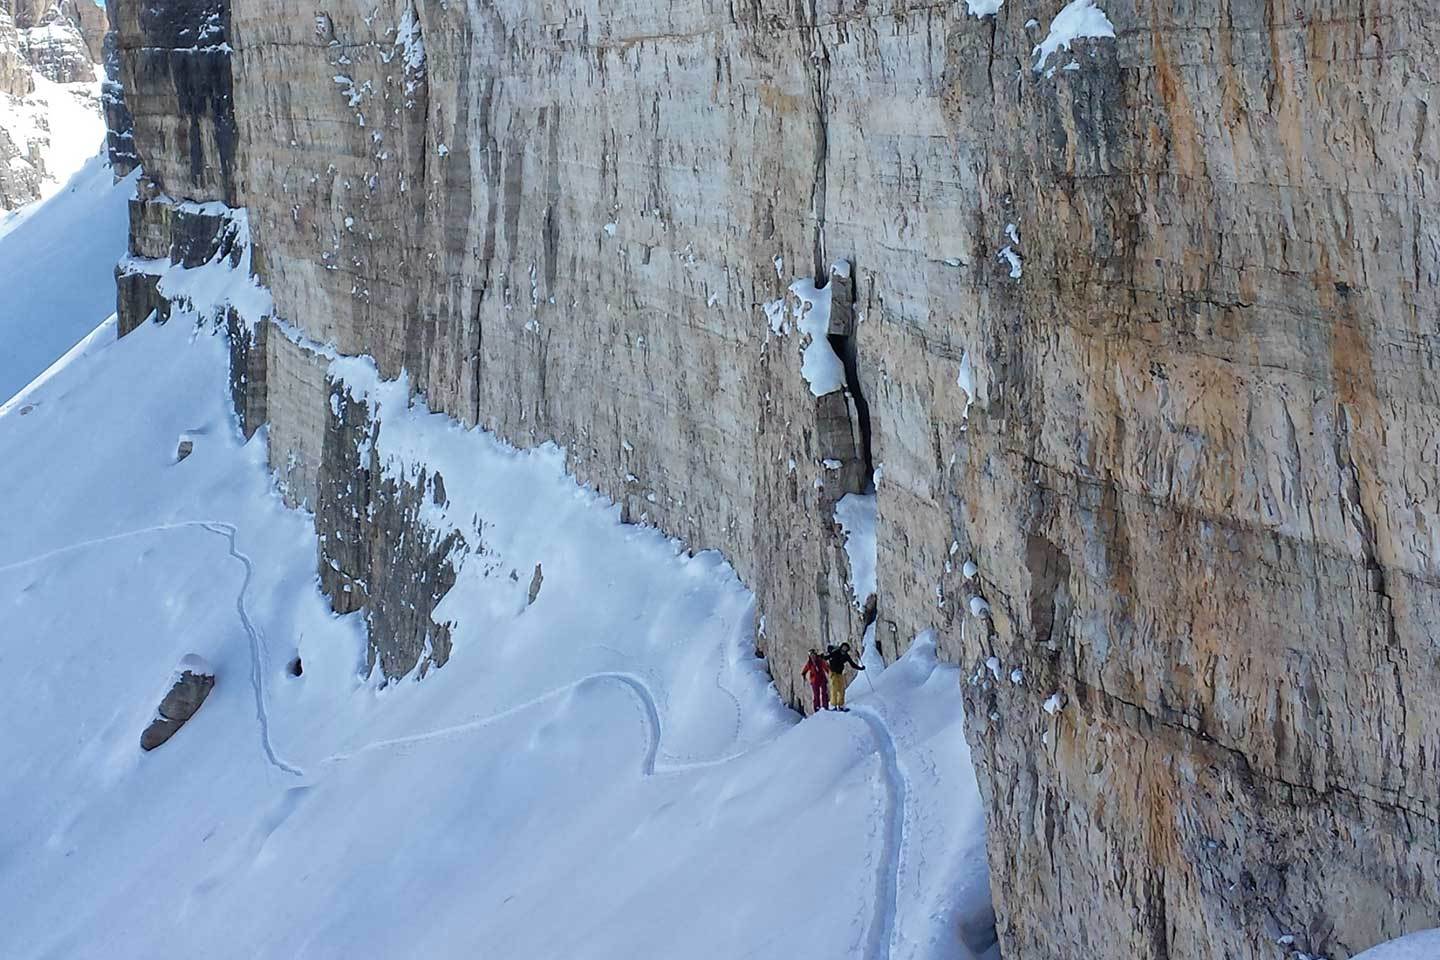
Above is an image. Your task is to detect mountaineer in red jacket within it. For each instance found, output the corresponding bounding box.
[802,648,829,713]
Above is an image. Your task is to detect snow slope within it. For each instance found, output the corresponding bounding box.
[1356,931,1440,959]
[0,155,137,403]
[0,212,995,959]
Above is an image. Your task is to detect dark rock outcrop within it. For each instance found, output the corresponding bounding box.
[315,377,465,678]
[100,0,138,176]
[0,6,32,96]
[140,654,214,751]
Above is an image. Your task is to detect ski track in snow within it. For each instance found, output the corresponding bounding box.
[324,670,753,776]
[850,705,906,960]
[0,521,208,575]
[199,521,305,778]
[0,520,304,777]
[554,636,746,768]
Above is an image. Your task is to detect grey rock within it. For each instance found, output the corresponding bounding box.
[0,7,33,97]
[58,0,105,62]
[18,6,93,83]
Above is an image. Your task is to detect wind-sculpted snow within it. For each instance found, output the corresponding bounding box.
[0,309,994,958]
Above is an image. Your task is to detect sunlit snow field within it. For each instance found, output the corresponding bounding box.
[0,162,996,959]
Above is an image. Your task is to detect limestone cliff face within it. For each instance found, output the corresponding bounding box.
[110,0,1440,956]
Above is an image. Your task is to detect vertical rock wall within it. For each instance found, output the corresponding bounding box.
[110,0,235,201]
[101,0,138,176]
[108,0,1440,955]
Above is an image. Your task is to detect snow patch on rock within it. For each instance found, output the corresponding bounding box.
[1033,0,1115,72]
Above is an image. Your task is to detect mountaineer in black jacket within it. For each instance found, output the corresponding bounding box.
[825,642,864,710]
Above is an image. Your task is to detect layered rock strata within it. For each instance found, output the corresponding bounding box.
[109,0,1440,957]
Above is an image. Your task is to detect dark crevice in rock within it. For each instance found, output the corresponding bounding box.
[829,328,873,489]
[803,0,828,280]
[824,265,874,490]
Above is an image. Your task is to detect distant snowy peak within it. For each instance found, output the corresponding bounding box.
[0,0,106,211]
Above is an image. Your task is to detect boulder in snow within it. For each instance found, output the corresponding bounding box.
[140,654,215,751]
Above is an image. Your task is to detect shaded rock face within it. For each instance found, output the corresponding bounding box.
[109,0,235,201]
[101,0,138,175]
[2,0,44,28]
[109,0,1440,956]
[314,376,464,678]
[0,123,42,207]
[140,655,214,751]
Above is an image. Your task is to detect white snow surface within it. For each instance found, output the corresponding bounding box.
[835,492,879,606]
[1356,931,1440,959]
[175,652,215,676]
[966,0,1004,15]
[389,0,426,99]
[0,157,138,403]
[1033,0,1116,71]
[998,245,1023,279]
[957,350,978,421]
[0,209,997,957]
[788,278,846,397]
